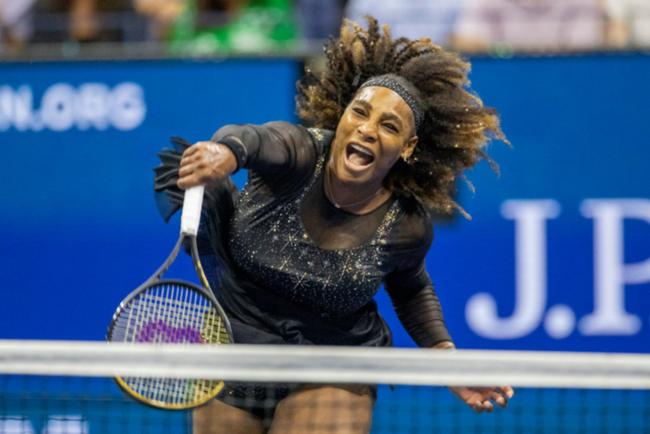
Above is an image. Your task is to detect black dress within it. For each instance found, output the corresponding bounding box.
[154,121,452,419]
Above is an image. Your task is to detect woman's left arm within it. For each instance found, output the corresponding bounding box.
[384,267,452,350]
[384,206,517,412]
[384,268,453,348]
[385,273,514,413]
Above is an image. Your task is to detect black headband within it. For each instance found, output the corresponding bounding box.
[359,75,424,131]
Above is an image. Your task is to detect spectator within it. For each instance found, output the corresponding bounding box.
[0,0,37,51]
[603,0,650,49]
[140,0,297,54]
[134,0,186,39]
[134,0,242,41]
[451,0,606,53]
[345,0,461,46]
[297,0,344,43]
[32,0,132,43]
[217,0,297,52]
[70,0,100,41]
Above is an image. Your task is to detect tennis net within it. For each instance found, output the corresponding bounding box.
[0,340,648,433]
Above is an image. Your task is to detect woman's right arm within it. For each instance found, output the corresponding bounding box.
[177,121,317,190]
[177,141,238,189]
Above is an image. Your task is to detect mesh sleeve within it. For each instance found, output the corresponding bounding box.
[211,121,319,183]
[383,211,453,347]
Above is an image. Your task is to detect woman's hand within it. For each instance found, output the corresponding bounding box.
[177,141,238,190]
[432,341,514,413]
[449,385,514,413]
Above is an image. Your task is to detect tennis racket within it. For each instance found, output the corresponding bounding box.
[107,185,233,410]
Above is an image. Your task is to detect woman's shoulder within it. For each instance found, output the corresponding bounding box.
[306,127,335,145]
[381,198,434,273]
[303,127,335,159]
[390,198,434,251]
[263,122,334,160]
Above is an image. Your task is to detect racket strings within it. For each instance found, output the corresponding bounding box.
[113,286,219,343]
[112,283,227,407]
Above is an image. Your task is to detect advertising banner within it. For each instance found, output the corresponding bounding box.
[0,55,648,354]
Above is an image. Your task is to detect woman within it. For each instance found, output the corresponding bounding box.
[155,17,513,434]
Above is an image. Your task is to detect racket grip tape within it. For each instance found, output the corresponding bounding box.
[181,185,205,236]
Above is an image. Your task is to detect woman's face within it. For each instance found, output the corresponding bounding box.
[330,86,418,186]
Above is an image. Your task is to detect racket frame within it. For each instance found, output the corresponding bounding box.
[107,230,234,410]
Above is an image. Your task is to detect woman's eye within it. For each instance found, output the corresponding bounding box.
[353,107,366,116]
[384,123,398,133]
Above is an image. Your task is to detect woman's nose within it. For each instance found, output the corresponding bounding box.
[357,122,377,142]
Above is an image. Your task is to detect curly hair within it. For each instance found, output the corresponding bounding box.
[296,17,507,218]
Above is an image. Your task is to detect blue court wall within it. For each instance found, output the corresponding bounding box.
[0,54,648,354]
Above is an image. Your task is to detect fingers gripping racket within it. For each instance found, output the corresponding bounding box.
[107,185,233,410]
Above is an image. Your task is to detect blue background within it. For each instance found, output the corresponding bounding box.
[0,55,648,353]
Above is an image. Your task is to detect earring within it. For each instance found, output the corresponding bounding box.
[403,155,416,165]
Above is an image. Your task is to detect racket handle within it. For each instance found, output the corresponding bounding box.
[181,185,205,236]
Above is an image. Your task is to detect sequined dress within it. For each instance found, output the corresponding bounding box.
[154,122,452,348]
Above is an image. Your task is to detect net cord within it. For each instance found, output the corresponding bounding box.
[0,340,649,389]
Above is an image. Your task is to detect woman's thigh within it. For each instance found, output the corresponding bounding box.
[193,399,265,434]
[268,385,374,434]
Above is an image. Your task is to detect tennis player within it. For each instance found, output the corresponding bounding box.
[155,17,513,434]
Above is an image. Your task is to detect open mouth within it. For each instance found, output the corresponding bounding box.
[345,142,375,168]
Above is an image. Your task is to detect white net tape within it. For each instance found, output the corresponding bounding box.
[0,340,649,389]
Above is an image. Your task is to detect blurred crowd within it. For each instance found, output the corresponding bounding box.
[1,0,649,55]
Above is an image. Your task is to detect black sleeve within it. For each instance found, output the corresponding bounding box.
[383,212,453,347]
[212,121,319,182]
